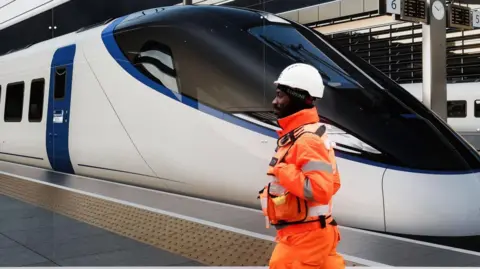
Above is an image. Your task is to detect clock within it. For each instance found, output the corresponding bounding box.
[432,0,445,20]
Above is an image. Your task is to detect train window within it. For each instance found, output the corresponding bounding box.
[475,100,480,118]
[235,111,384,158]
[133,41,179,94]
[447,100,467,118]
[110,12,478,170]
[4,82,24,122]
[324,123,382,155]
[316,117,390,163]
[28,79,44,122]
[113,23,274,113]
[248,24,362,90]
[54,67,67,99]
[241,111,279,128]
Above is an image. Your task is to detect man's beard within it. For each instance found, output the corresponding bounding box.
[273,101,309,119]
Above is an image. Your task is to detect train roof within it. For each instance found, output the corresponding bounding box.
[113,5,292,34]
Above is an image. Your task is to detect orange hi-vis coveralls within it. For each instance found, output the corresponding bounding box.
[258,107,345,269]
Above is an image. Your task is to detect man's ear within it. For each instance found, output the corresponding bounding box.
[305,96,314,105]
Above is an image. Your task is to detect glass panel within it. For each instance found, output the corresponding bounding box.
[29,79,45,122]
[475,100,480,118]
[447,100,467,118]
[249,24,362,90]
[112,8,480,170]
[4,82,24,122]
[54,67,66,100]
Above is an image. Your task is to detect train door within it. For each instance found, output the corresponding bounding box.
[46,44,76,174]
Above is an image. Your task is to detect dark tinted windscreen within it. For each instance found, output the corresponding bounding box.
[249,24,361,90]
[248,23,471,171]
[114,25,275,113]
[113,8,476,171]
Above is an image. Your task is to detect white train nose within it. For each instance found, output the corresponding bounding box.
[383,169,480,237]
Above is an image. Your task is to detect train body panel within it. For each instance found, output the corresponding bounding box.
[383,169,480,236]
[330,157,387,232]
[0,6,478,237]
[88,23,276,205]
[0,36,56,168]
[68,27,161,187]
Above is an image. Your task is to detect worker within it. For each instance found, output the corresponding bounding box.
[258,63,345,269]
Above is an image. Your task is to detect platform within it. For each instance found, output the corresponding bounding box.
[0,160,480,267]
[0,194,202,266]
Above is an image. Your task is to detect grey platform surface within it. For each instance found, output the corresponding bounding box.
[2,160,480,267]
[0,195,201,267]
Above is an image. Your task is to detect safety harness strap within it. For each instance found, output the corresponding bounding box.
[277,123,326,148]
[270,123,327,168]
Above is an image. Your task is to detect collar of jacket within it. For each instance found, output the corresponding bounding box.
[276,107,320,137]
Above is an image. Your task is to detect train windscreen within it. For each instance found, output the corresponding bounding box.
[112,7,480,171]
[247,21,478,171]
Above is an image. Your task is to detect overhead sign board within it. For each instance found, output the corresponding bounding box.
[448,4,472,30]
[400,0,428,23]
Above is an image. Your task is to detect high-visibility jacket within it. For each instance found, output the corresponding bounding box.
[259,107,341,232]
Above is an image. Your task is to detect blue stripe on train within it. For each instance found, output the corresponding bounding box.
[45,44,76,174]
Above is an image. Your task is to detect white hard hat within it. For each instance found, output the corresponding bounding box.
[274,63,325,99]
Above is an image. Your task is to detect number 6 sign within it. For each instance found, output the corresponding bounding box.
[387,0,402,15]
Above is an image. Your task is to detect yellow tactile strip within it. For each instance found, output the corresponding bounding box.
[0,174,364,267]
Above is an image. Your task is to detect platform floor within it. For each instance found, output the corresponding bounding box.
[1,160,480,267]
[0,194,202,266]
[0,163,366,267]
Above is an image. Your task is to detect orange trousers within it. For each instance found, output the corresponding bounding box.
[269,224,345,269]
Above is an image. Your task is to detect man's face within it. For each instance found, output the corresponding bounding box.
[272,88,290,117]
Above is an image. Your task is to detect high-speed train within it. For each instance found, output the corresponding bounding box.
[0,5,479,237]
[402,82,480,151]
